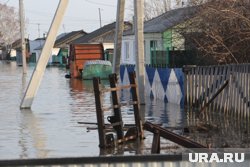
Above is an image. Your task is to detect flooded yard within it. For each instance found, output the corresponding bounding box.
[0,61,249,160]
[0,61,184,159]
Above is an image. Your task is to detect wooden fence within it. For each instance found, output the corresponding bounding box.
[184,64,250,121]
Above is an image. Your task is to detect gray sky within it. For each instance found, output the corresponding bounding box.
[2,0,132,40]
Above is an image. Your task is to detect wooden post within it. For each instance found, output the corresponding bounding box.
[151,130,160,154]
[112,0,125,74]
[109,73,124,141]
[134,0,145,104]
[20,0,69,108]
[93,77,106,148]
[144,122,207,149]
[19,0,27,74]
[129,72,143,139]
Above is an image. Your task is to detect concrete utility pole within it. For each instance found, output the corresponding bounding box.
[134,0,145,104]
[98,8,102,28]
[20,0,69,109]
[112,0,125,75]
[19,0,27,74]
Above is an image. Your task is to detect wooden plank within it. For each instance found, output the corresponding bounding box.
[194,66,198,107]
[235,65,240,120]
[206,67,213,107]
[200,67,205,108]
[187,68,192,107]
[227,65,233,115]
[218,65,226,112]
[199,67,205,109]
[247,64,250,123]
[151,131,160,154]
[203,66,209,108]
[144,122,207,149]
[239,65,244,120]
[243,65,247,120]
[93,77,106,148]
[212,66,219,111]
[197,67,201,108]
[184,68,188,106]
[236,65,241,119]
[222,66,229,114]
[229,65,236,117]
[217,66,225,112]
[211,66,219,111]
[101,84,136,93]
[190,67,195,107]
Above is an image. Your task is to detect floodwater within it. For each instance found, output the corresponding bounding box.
[0,61,249,160]
[0,61,186,160]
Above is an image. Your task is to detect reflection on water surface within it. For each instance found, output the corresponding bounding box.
[0,61,249,160]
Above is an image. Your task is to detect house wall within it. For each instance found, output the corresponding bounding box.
[121,35,136,64]
[121,30,185,65]
[121,33,163,65]
[29,39,45,63]
[103,43,114,50]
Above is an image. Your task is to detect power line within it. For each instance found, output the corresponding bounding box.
[84,0,131,10]
[85,0,117,8]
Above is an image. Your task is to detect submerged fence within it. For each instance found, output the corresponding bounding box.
[120,65,184,105]
[184,64,250,120]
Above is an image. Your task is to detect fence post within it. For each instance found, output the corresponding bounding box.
[93,77,106,148]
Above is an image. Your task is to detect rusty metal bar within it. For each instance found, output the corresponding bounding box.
[93,77,106,148]
[144,122,207,149]
[129,72,144,139]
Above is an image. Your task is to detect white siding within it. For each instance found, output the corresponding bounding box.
[121,35,135,64]
[122,33,163,65]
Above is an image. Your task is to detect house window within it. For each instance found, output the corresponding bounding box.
[124,41,130,59]
[150,40,158,51]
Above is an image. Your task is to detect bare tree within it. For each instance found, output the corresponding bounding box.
[0,3,20,59]
[179,0,250,64]
[126,0,205,21]
[144,0,170,20]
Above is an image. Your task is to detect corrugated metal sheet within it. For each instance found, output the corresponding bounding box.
[1,155,250,167]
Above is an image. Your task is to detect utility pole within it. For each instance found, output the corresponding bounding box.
[37,23,42,47]
[19,0,27,74]
[112,0,125,75]
[98,8,102,28]
[20,0,69,109]
[134,0,145,104]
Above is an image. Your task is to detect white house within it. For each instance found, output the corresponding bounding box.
[29,38,46,63]
[121,6,197,65]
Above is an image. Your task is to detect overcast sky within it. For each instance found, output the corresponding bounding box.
[1,0,133,40]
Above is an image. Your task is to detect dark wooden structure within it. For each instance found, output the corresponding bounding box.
[93,72,143,148]
[144,122,207,154]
